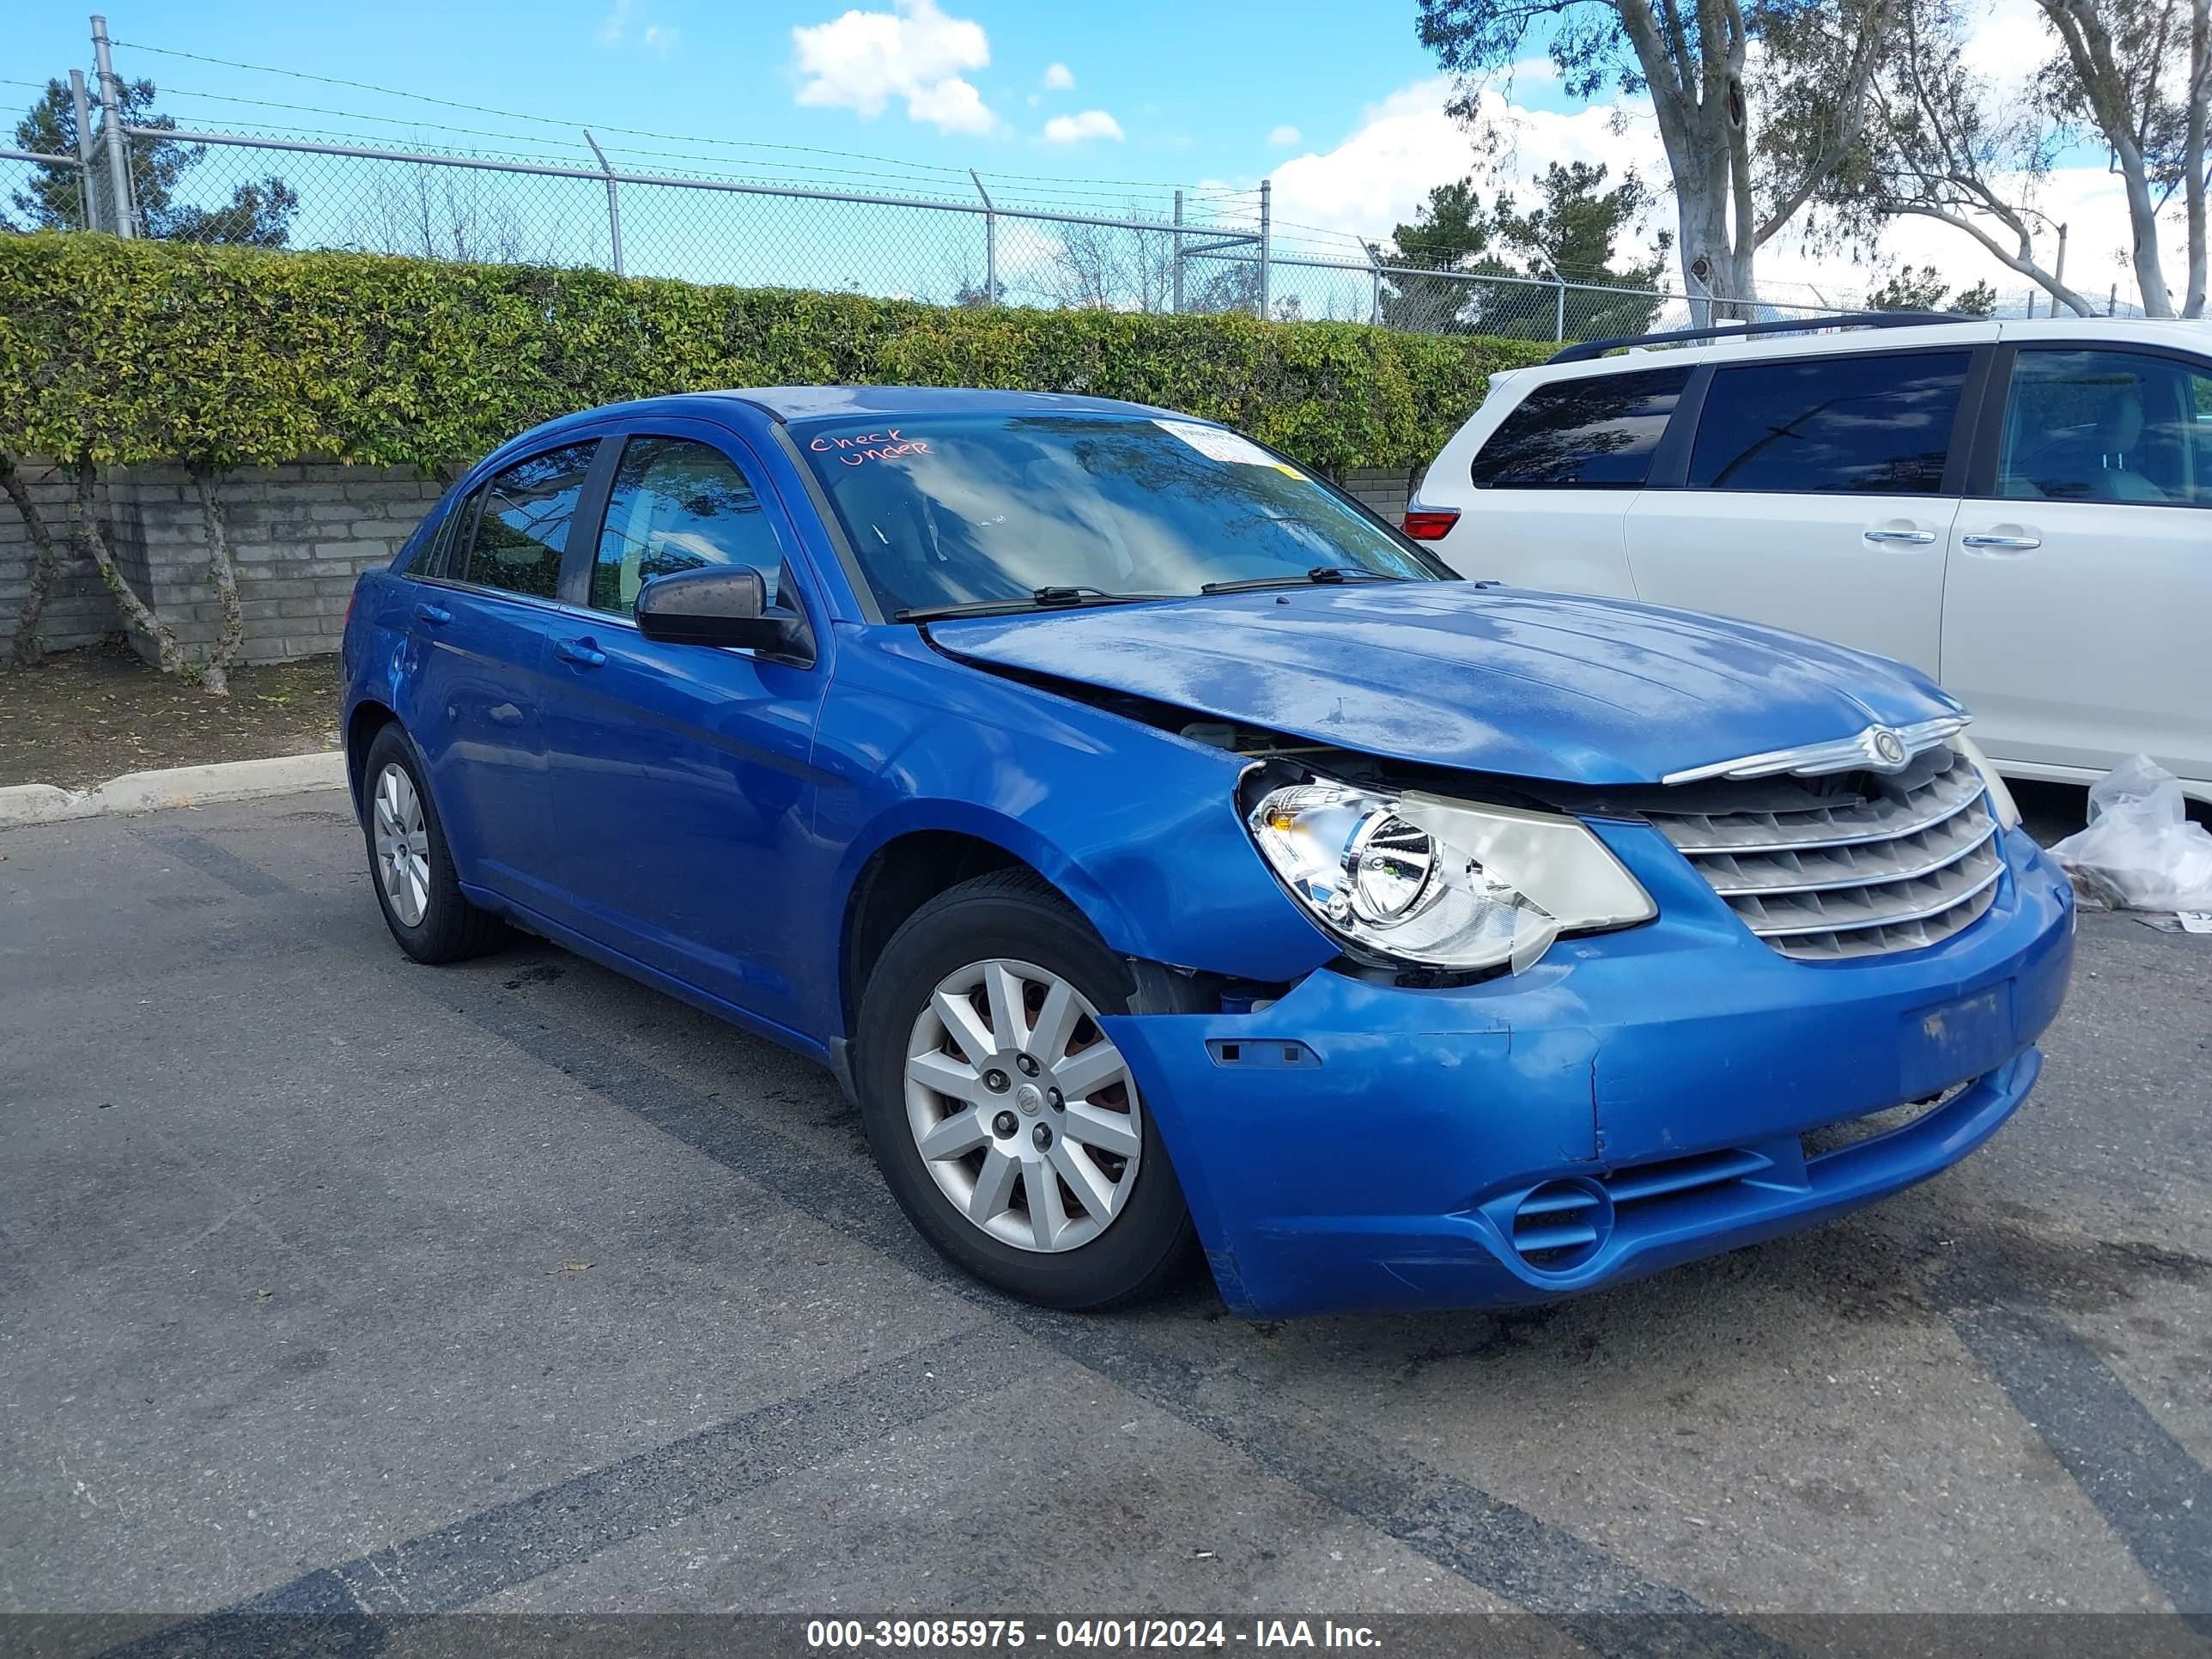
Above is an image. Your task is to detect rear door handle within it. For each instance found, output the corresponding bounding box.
[1960,533,2041,552]
[554,637,608,668]
[415,602,453,627]
[1863,528,1937,545]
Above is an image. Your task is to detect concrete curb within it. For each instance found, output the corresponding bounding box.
[0,750,347,829]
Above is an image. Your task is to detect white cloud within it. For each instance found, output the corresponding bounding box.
[1958,0,2047,92]
[791,0,998,135]
[1262,77,1661,253]
[597,0,675,50]
[1267,124,1302,147]
[908,76,994,135]
[1043,108,1125,143]
[1042,62,1075,90]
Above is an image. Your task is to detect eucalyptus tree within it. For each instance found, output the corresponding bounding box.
[1415,0,1898,315]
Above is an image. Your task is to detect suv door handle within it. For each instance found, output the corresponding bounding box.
[415,602,453,627]
[1960,533,2041,552]
[554,637,607,668]
[1863,528,1937,545]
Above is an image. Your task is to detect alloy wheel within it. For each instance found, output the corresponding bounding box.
[373,762,432,927]
[903,957,1144,1253]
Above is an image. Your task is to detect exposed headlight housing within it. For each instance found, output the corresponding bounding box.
[1950,734,2021,832]
[1247,778,1656,974]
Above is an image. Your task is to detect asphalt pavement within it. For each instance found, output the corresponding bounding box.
[2,789,2209,1642]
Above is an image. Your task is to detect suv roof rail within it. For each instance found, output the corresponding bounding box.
[1544,309,1968,366]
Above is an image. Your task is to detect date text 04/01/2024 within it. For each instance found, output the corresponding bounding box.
[804,1619,1382,1650]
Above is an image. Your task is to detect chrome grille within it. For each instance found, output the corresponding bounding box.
[1646,749,2002,961]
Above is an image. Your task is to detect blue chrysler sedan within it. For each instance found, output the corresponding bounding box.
[341,387,2075,1319]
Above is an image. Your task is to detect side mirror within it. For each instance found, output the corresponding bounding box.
[634,566,813,664]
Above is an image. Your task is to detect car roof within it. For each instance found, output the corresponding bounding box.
[529,386,1177,428]
[716,386,1176,422]
[471,386,1187,479]
[1510,314,2209,391]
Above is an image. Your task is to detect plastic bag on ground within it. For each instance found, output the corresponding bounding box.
[2048,754,2212,911]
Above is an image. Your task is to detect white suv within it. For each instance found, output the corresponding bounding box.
[1407,315,2212,802]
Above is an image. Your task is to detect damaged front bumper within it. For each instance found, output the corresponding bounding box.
[1100,823,2075,1320]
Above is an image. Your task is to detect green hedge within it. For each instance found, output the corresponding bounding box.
[0,234,1548,475]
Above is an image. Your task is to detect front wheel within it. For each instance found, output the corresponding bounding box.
[855,870,1200,1310]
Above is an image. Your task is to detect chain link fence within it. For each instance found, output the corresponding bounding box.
[19,119,1875,340]
[21,31,2124,343]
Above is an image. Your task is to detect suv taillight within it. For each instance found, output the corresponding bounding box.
[1401,509,1461,542]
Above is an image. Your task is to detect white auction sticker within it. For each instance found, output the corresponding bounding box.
[1153,418,1285,469]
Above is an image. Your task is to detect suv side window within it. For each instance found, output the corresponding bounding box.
[591,436,787,617]
[1688,350,1969,495]
[459,441,599,599]
[1468,367,1690,489]
[1997,347,2212,507]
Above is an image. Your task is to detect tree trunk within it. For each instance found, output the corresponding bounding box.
[2115,142,2179,317]
[72,459,188,678]
[1674,170,1753,323]
[2039,0,2179,316]
[2187,0,2209,318]
[1,454,65,669]
[1626,0,1763,323]
[190,470,243,697]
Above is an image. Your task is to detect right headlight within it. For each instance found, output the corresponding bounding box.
[1246,776,1656,974]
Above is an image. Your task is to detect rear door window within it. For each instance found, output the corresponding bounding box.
[1996,347,2212,506]
[417,485,483,580]
[1468,367,1691,489]
[1688,350,1970,495]
[459,441,599,599]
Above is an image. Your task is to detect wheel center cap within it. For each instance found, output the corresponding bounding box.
[1014,1082,1043,1116]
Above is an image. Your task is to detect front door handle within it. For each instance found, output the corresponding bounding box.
[415,603,453,627]
[554,637,608,668]
[1960,533,2041,552]
[1863,528,1937,545]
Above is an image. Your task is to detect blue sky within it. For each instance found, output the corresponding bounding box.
[9,1,1498,198]
[5,0,2166,307]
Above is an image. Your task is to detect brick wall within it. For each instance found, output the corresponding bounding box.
[0,460,446,666]
[1339,465,1425,525]
[3,459,1426,668]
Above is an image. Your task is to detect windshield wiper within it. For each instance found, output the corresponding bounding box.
[1198,565,1413,596]
[895,586,1168,623]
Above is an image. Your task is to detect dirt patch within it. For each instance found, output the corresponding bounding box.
[0,638,340,791]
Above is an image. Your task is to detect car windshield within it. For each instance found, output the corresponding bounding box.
[791,411,1445,616]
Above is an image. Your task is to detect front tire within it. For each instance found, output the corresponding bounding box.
[856,869,1201,1310]
[361,725,507,965]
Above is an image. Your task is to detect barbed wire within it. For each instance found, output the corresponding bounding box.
[109,38,1260,201]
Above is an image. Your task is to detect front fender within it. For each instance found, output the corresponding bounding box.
[811,629,1339,1018]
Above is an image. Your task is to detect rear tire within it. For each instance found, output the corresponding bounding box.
[856,868,1203,1310]
[362,725,507,965]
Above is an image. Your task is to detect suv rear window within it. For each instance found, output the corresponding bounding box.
[1688,350,1969,495]
[1468,368,1690,489]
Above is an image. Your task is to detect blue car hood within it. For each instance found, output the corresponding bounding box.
[926,584,1963,787]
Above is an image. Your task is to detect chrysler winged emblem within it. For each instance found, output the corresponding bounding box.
[1869,727,1909,767]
